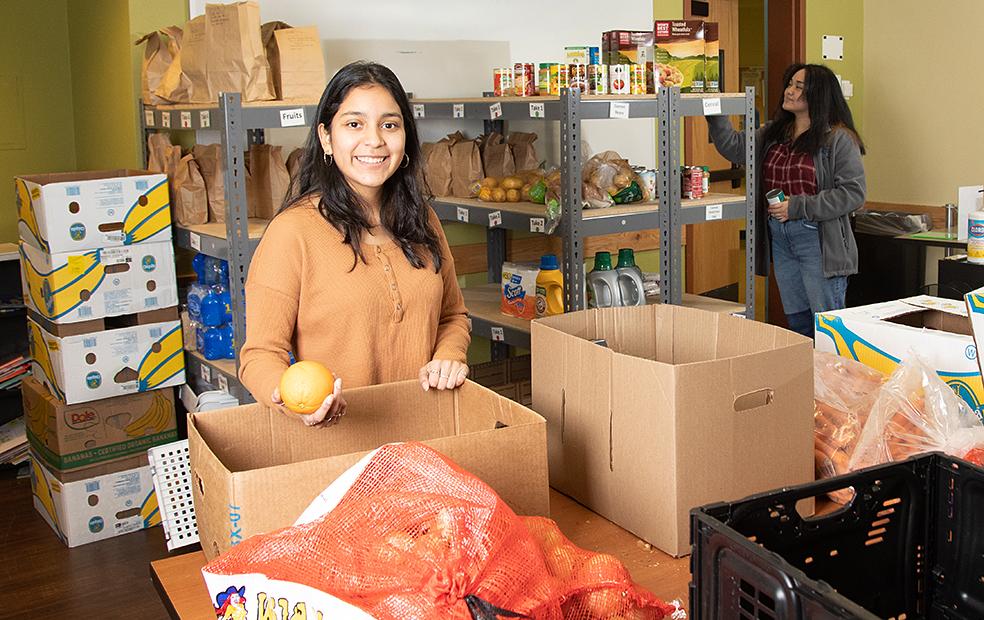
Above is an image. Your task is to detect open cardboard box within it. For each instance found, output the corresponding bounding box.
[532,304,814,557]
[190,380,549,560]
[816,295,984,420]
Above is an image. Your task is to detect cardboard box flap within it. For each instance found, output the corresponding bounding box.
[965,287,984,379]
[455,382,544,434]
[902,295,969,317]
[18,170,157,185]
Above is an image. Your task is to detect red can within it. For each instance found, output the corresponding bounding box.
[689,166,704,199]
[514,62,536,97]
[494,68,514,97]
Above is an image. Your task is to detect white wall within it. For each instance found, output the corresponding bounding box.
[190,0,657,168]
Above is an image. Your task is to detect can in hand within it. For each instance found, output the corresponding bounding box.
[766,188,785,205]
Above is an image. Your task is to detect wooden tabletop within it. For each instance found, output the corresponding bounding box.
[151,490,691,619]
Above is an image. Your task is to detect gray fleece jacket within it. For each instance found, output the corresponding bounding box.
[707,116,867,278]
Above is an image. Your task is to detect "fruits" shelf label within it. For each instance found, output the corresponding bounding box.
[702,98,722,116]
[609,101,630,119]
[279,108,306,127]
[456,207,469,223]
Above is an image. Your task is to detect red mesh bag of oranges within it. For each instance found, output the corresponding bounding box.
[202,442,683,620]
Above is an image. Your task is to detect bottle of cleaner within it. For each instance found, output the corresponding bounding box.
[587,251,621,308]
[535,254,565,317]
[615,248,646,306]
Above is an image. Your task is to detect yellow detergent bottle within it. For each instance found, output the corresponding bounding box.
[535,254,565,317]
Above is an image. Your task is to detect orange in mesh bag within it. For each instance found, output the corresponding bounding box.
[203,442,682,620]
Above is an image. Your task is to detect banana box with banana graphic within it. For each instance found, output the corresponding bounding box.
[19,239,177,324]
[30,451,161,547]
[23,375,177,472]
[16,170,171,253]
[815,295,984,421]
[28,315,185,404]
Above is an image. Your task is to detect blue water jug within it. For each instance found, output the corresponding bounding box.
[203,257,230,287]
[201,287,232,327]
[192,253,208,284]
[187,283,210,322]
[198,324,235,360]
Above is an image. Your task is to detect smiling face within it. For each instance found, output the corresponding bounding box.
[782,68,808,115]
[318,84,406,210]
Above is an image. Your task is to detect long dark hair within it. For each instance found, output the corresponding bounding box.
[763,63,865,155]
[283,61,442,271]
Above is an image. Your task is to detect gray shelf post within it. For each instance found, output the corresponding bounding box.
[218,93,252,374]
[744,86,757,319]
[658,87,685,305]
[560,88,584,311]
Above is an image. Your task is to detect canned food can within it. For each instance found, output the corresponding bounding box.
[765,188,786,206]
[969,211,984,264]
[514,63,536,97]
[609,64,631,95]
[494,68,514,97]
[538,63,554,96]
[588,64,608,95]
[639,169,657,200]
[630,64,647,95]
[568,64,588,93]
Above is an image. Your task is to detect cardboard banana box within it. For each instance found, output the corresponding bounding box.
[15,170,171,253]
[23,376,177,472]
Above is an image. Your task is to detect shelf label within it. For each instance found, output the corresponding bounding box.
[452,104,465,118]
[413,104,425,119]
[702,98,722,116]
[530,217,546,233]
[200,363,211,383]
[217,374,229,391]
[161,112,172,128]
[179,111,192,129]
[200,110,211,128]
[144,110,155,127]
[189,232,202,251]
[488,210,502,227]
[456,206,469,223]
[489,102,503,119]
[705,204,723,220]
[529,102,545,118]
[490,327,505,342]
[280,108,305,127]
[609,101,630,119]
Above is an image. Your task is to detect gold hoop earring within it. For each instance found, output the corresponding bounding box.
[323,153,333,166]
[400,154,410,169]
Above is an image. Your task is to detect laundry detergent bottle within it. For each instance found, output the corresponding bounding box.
[616,248,646,306]
[535,254,565,317]
[587,251,620,308]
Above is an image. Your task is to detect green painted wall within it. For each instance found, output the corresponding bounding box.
[739,0,765,66]
[806,0,863,133]
[66,0,135,170]
[0,1,77,243]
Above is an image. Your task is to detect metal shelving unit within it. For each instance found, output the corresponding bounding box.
[141,94,319,402]
[412,87,756,352]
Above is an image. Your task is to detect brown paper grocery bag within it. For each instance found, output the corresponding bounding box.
[285,147,305,199]
[136,27,182,105]
[451,138,484,198]
[205,1,274,102]
[272,27,325,100]
[508,132,540,172]
[482,132,515,180]
[261,20,291,99]
[180,15,209,103]
[172,154,208,225]
[423,132,461,197]
[192,144,228,223]
[248,144,290,219]
[147,133,174,173]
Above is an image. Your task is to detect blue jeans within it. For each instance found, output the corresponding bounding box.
[769,218,847,338]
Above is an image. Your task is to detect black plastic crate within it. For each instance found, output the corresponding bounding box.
[690,453,984,619]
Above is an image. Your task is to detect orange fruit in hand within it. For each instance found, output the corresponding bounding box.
[278,361,335,414]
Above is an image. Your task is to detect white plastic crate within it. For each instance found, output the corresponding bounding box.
[148,440,198,551]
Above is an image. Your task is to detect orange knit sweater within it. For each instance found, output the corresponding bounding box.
[238,200,470,406]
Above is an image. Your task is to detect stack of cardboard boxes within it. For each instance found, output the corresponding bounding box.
[15,170,186,547]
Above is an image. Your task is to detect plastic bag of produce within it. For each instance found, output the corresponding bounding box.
[813,351,885,503]
[848,353,984,472]
[202,442,681,620]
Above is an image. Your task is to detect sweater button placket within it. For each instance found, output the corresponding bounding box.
[377,251,404,322]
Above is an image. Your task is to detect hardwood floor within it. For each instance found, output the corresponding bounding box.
[0,463,187,618]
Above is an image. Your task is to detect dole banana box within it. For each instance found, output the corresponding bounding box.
[28,315,185,405]
[30,451,161,547]
[815,295,984,421]
[654,20,707,92]
[23,376,177,472]
[15,170,171,254]
[19,239,177,324]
